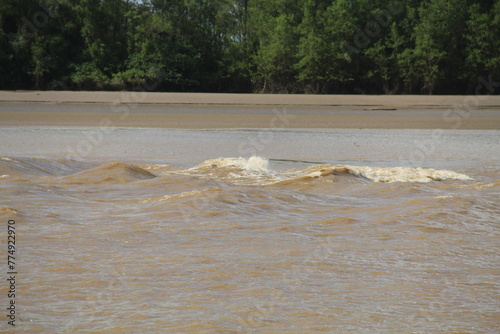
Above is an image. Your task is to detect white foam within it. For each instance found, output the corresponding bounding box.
[245,156,270,173]
[181,157,472,185]
[345,166,471,183]
[193,156,270,173]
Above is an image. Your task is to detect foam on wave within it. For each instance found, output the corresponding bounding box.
[193,156,270,173]
[183,156,471,184]
[303,165,471,183]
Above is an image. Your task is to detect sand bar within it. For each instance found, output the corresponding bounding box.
[1,91,500,108]
[1,91,499,129]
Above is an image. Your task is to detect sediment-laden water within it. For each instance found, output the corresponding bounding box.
[0,127,498,333]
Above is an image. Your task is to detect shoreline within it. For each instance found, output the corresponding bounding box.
[2,90,500,108]
[1,111,499,129]
[1,91,499,129]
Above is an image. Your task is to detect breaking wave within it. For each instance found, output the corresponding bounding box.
[0,155,471,188]
[173,156,471,185]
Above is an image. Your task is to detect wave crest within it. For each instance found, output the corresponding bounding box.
[177,156,471,185]
[192,156,270,173]
[311,165,471,183]
[59,162,156,184]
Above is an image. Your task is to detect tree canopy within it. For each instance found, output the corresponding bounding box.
[1,0,499,94]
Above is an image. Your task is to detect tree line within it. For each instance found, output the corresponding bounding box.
[0,0,499,94]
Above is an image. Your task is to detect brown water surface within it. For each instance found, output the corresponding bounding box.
[0,127,499,333]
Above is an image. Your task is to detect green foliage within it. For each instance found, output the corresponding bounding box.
[408,0,467,93]
[465,1,500,90]
[250,1,301,93]
[0,0,499,93]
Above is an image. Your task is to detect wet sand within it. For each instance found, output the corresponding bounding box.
[1,91,499,129]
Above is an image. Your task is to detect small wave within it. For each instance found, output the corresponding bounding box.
[466,180,500,190]
[171,156,471,186]
[174,156,277,185]
[0,207,18,220]
[271,164,470,187]
[136,163,175,176]
[138,188,221,204]
[336,165,471,183]
[58,162,156,185]
[0,156,86,176]
[191,156,270,174]
[0,207,18,214]
[279,164,471,183]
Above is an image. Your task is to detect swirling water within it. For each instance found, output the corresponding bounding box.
[0,127,499,333]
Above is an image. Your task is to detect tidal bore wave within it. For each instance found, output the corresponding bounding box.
[0,153,498,334]
[163,156,472,185]
[0,155,471,187]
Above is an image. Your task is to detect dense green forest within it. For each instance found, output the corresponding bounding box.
[1,0,499,94]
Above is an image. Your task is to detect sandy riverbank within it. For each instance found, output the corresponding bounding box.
[2,91,500,108]
[1,91,499,129]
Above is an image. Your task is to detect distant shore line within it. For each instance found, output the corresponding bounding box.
[1,91,500,110]
[1,91,499,129]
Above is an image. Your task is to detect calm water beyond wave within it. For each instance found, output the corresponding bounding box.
[0,127,499,333]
